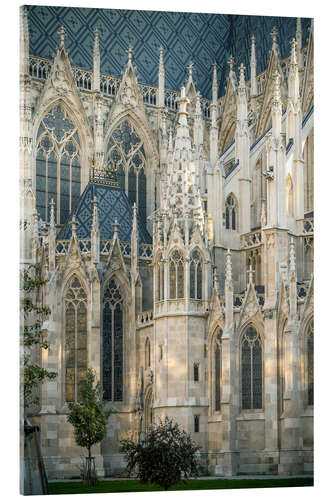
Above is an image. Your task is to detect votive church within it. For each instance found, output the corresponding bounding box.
[20,7,314,478]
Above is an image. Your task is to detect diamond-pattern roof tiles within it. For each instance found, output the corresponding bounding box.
[57,183,152,244]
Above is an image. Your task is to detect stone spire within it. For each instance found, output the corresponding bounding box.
[113,217,120,238]
[94,91,104,166]
[247,264,255,285]
[250,35,258,96]
[227,54,236,88]
[158,46,165,107]
[224,249,234,330]
[270,26,280,57]
[93,28,100,92]
[126,45,133,66]
[91,196,100,264]
[187,61,194,84]
[164,86,204,227]
[193,92,203,148]
[210,63,218,166]
[236,63,249,177]
[296,18,304,70]
[48,199,56,272]
[272,71,282,139]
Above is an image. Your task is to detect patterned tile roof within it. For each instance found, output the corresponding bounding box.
[26,6,311,100]
[57,182,152,244]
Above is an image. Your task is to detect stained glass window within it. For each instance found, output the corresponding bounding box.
[36,105,81,225]
[241,326,262,410]
[225,194,237,231]
[169,250,185,299]
[64,276,87,403]
[103,279,123,401]
[106,121,147,223]
[307,319,314,406]
[190,251,203,300]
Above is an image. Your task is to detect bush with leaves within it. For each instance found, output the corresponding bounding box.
[67,368,112,485]
[22,265,57,410]
[120,417,200,490]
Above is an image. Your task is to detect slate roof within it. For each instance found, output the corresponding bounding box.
[26,6,311,100]
[57,182,152,244]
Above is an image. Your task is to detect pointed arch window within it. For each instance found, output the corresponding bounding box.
[306,318,314,406]
[36,105,81,225]
[169,250,184,299]
[225,194,237,231]
[103,279,123,401]
[64,276,87,402]
[241,326,262,410]
[145,338,151,370]
[190,250,203,300]
[106,121,147,223]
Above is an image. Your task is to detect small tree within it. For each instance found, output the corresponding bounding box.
[22,264,57,410]
[67,368,111,485]
[120,417,200,490]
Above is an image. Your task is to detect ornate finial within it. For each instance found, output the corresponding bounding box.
[239,63,246,88]
[271,26,278,46]
[126,45,133,65]
[290,38,297,66]
[247,264,255,284]
[225,249,232,282]
[49,199,55,229]
[187,61,194,79]
[70,215,77,237]
[58,26,66,48]
[228,54,234,74]
[113,217,120,235]
[180,85,186,98]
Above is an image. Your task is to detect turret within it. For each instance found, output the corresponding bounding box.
[272,71,282,140]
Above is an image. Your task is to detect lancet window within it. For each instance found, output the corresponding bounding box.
[145,338,151,370]
[106,121,147,223]
[64,276,87,403]
[169,250,184,299]
[306,318,314,406]
[156,257,164,302]
[102,279,123,401]
[213,329,222,412]
[190,250,203,300]
[241,326,262,410]
[225,194,237,230]
[36,105,81,225]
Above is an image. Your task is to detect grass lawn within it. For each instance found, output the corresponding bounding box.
[49,477,313,495]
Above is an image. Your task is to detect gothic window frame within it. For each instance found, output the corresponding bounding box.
[210,328,223,415]
[168,249,185,299]
[190,249,203,300]
[35,104,81,225]
[106,120,147,223]
[240,325,263,411]
[225,193,237,231]
[304,317,314,407]
[63,274,88,404]
[193,362,200,382]
[194,415,200,433]
[102,278,124,402]
[145,337,151,370]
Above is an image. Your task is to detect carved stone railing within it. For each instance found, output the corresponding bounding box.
[72,67,92,90]
[100,73,121,96]
[164,90,178,111]
[201,98,211,119]
[29,56,52,80]
[139,84,157,106]
[302,218,314,235]
[136,310,154,328]
[233,293,245,308]
[56,238,152,260]
[241,229,262,249]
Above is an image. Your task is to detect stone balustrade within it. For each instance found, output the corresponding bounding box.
[241,229,262,249]
[137,310,154,327]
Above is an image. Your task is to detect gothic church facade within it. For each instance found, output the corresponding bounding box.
[20,8,314,478]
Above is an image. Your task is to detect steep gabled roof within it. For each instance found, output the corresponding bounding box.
[57,182,152,244]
